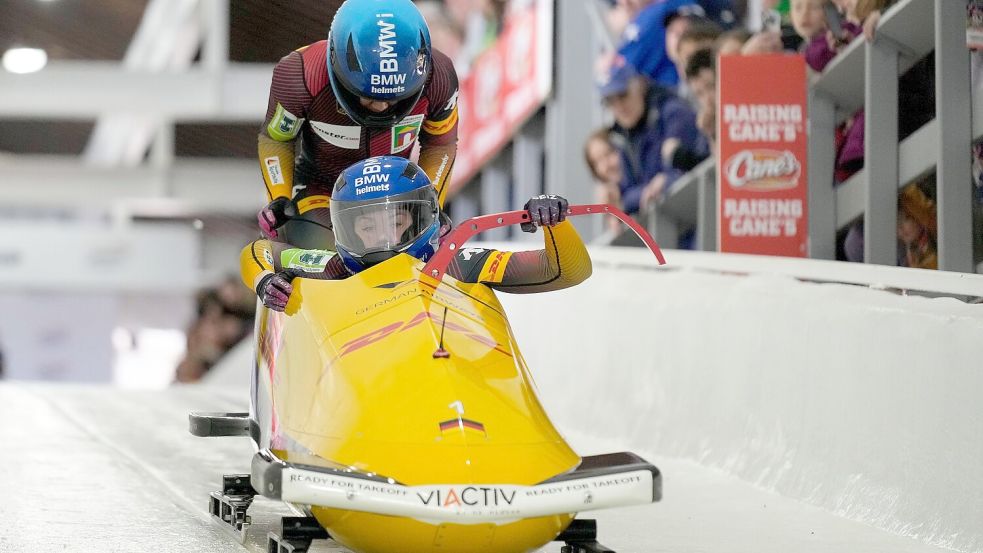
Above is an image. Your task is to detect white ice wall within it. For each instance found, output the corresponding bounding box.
[204,244,983,551]
[498,247,983,553]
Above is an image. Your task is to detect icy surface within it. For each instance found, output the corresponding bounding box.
[0,383,952,553]
[498,253,983,553]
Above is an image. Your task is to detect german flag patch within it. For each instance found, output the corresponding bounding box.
[439,418,486,435]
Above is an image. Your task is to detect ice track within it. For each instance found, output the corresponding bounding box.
[0,383,951,553]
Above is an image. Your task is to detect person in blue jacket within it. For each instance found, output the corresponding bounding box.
[617,0,699,88]
[598,60,704,215]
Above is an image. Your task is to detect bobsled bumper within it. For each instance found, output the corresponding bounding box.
[252,450,660,524]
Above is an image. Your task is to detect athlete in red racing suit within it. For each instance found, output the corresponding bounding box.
[257,0,459,241]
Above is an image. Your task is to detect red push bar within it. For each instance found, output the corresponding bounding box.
[422,203,666,282]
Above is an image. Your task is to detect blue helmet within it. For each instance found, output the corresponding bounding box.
[331,156,440,273]
[328,0,432,127]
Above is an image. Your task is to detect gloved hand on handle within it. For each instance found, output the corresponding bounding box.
[256,270,297,312]
[521,194,569,233]
[257,197,297,239]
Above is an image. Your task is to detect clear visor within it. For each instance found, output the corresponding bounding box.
[332,189,438,258]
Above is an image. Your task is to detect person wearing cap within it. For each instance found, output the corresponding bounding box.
[256,0,460,248]
[599,59,703,216]
[617,0,701,88]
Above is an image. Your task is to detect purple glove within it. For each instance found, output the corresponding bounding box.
[521,194,569,233]
[257,197,296,239]
[256,271,295,312]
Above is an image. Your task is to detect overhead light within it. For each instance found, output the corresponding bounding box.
[3,47,48,74]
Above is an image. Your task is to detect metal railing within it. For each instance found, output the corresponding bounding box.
[641,0,979,273]
[641,158,716,251]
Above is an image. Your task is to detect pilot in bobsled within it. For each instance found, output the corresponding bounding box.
[190,155,664,553]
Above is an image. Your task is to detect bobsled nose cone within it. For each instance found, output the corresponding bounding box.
[311,506,574,553]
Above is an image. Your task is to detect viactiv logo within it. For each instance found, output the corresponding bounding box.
[723,149,801,190]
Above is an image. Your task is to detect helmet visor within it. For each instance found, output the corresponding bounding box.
[332,188,438,258]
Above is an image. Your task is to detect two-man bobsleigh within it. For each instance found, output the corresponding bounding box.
[190,156,667,553]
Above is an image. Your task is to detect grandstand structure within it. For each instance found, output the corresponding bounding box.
[645,0,979,273]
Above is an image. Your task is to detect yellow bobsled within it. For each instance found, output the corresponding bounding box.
[191,205,665,553]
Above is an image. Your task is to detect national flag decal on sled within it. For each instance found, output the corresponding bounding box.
[439,418,487,435]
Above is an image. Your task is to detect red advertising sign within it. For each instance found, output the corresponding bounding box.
[451,0,553,190]
[717,54,808,257]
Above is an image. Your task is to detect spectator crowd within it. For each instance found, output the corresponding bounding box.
[583,0,955,269]
[173,276,255,383]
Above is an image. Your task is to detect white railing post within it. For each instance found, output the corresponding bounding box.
[513,116,546,241]
[807,88,837,259]
[863,37,900,265]
[151,121,174,171]
[202,0,229,73]
[696,164,716,251]
[935,0,974,272]
[645,205,680,250]
[545,0,598,239]
[480,153,513,241]
[449,185,480,226]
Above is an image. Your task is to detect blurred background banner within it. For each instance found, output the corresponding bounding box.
[454,0,553,185]
[717,53,807,257]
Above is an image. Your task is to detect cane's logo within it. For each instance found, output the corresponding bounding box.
[723,149,801,191]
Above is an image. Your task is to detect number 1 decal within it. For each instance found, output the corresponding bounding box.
[438,401,487,437]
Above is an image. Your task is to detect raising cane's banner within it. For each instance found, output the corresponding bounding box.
[451,0,554,187]
[717,54,808,257]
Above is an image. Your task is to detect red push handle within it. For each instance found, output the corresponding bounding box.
[422,203,665,282]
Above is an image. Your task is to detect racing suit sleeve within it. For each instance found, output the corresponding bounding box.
[258,50,311,202]
[418,145,457,208]
[239,240,348,294]
[418,50,459,206]
[240,239,288,293]
[447,221,592,293]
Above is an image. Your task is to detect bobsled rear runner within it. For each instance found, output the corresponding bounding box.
[191,205,665,553]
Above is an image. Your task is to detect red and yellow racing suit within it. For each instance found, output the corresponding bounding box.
[258,42,459,214]
[240,221,592,296]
